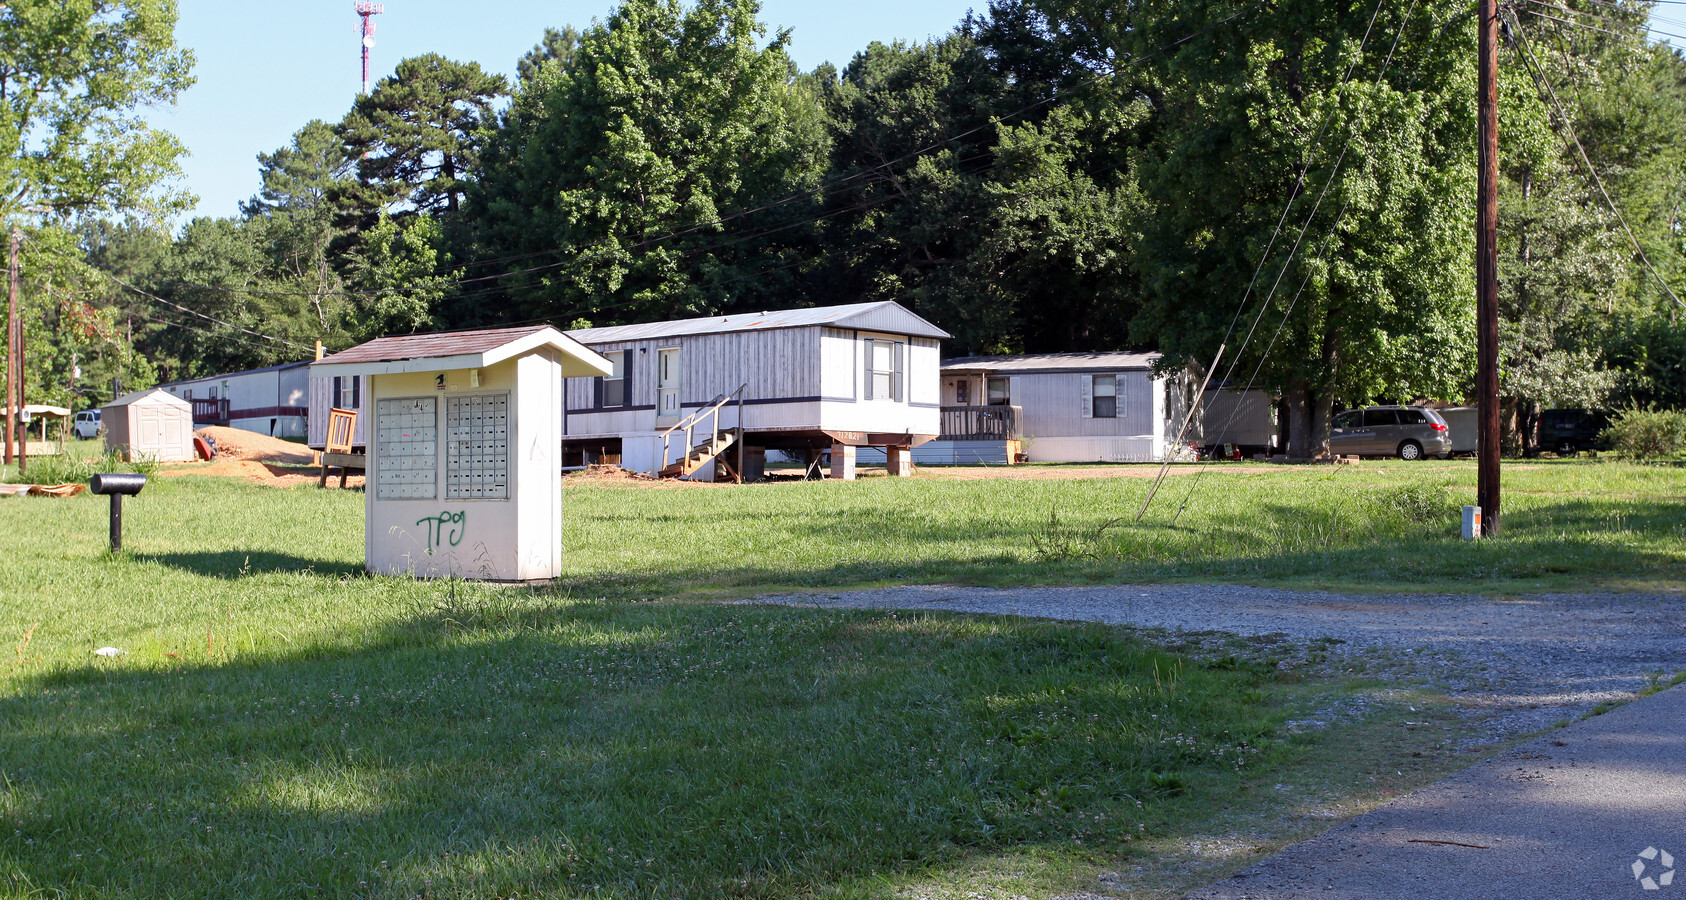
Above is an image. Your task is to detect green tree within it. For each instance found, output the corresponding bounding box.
[465,0,829,326]
[347,212,449,337]
[1116,0,1481,457]
[516,25,582,87]
[339,54,507,215]
[0,0,195,221]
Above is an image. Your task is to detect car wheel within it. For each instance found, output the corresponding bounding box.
[1397,440,1423,461]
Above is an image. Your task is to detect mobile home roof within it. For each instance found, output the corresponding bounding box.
[566,301,951,344]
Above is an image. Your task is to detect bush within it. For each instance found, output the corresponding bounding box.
[1602,408,1686,459]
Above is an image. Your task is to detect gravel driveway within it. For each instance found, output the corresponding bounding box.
[748,584,1686,735]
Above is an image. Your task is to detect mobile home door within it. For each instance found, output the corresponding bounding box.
[657,348,681,426]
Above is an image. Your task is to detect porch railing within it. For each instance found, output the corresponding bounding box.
[939,404,1021,440]
[191,398,230,426]
[658,383,747,477]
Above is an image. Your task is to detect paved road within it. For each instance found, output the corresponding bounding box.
[749,583,1686,899]
[1184,682,1686,900]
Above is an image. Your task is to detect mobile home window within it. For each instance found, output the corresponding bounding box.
[332,376,361,410]
[864,339,904,401]
[986,378,1009,406]
[1092,374,1117,418]
[601,351,626,407]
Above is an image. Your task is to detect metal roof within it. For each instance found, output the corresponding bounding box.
[942,351,1161,374]
[565,301,952,344]
[311,325,613,379]
[156,359,311,389]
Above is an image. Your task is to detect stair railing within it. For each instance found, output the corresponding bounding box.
[659,383,747,476]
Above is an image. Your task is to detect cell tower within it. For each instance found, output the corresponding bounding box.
[355,2,385,95]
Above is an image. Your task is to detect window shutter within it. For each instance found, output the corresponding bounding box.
[332,377,342,409]
[863,338,874,399]
[892,342,905,403]
[352,376,361,410]
[594,376,603,409]
[623,352,633,406]
[1080,375,1093,419]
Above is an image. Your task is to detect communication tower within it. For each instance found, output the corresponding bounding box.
[355,2,385,95]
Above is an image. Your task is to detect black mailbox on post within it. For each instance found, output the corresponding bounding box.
[89,473,146,552]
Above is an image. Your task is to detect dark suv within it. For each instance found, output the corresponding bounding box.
[1538,408,1610,455]
[1329,406,1451,460]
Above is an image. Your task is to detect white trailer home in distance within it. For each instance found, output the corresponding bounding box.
[934,352,1190,463]
[562,301,950,480]
[156,360,311,439]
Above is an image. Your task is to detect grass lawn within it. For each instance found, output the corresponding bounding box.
[0,457,1681,897]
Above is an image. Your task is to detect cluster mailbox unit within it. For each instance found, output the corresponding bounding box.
[311,326,612,581]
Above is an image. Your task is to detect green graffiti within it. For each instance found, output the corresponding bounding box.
[417,510,467,552]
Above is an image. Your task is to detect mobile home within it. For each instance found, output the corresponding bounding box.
[563,302,950,479]
[157,360,310,439]
[935,352,1188,463]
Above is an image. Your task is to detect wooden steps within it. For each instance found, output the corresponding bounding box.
[658,427,741,478]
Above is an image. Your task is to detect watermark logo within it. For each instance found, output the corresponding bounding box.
[1634,847,1676,890]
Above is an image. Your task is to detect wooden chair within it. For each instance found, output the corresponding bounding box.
[318,407,366,488]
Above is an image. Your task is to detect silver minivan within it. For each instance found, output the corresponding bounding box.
[1329,406,1451,460]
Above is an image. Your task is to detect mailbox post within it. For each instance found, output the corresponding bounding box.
[89,473,146,551]
[311,326,611,581]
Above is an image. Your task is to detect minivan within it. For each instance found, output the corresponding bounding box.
[1329,405,1451,460]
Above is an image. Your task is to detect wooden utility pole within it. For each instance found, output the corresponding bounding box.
[4,226,16,467]
[1476,0,1501,535]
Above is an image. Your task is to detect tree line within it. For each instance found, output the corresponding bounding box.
[7,0,1685,455]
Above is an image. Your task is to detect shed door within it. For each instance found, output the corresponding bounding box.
[657,348,681,426]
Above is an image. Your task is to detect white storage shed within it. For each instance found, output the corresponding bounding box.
[101,388,194,462]
[311,325,612,581]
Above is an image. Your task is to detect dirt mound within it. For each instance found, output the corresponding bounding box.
[160,456,363,489]
[195,426,314,465]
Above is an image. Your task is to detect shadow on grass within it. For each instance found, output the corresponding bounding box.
[3,601,1269,899]
[133,549,365,580]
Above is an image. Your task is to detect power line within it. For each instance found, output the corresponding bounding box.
[135,4,1267,309]
[22,235,314,350]
[1510,10,1686,311]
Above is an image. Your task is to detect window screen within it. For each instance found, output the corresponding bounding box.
[446,393,509,500]
[375,397,438,500]
[602,352,626,407]
[986,378,1009,406]
[1092,374,1117,418]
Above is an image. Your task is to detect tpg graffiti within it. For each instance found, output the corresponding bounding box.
[416,510,467,552]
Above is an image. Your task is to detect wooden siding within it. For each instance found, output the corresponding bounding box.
[308,375,368,449]
[819,328,857,400]
[1010,371,1163,439]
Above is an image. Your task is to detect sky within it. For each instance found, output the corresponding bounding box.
[151,0,981,223]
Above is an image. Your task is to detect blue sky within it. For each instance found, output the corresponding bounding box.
[152,0,981,223]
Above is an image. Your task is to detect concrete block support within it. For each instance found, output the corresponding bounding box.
[830,442,857,481]
[886,444,914,477]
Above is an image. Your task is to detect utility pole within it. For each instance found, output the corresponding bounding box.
[1476,0,1501,536]
[4,226,16,467]
[355,2,385,95]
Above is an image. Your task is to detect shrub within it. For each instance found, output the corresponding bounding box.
[1602,408,1686,459]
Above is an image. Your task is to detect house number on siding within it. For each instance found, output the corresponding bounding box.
[375,397,438,500]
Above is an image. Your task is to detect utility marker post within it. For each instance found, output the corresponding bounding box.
[1476,0,1502,535]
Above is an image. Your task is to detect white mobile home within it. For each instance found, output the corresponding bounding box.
[936,352,1187,463]
[563,302,950,480]
[157,361,311,439]
[307,371,368,451]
